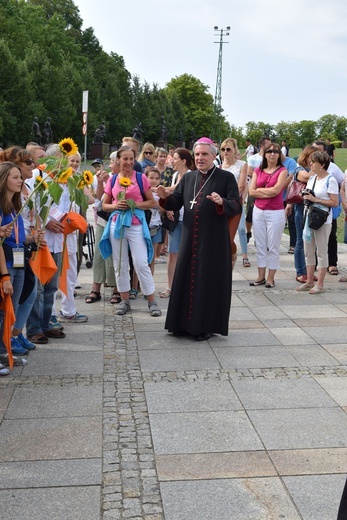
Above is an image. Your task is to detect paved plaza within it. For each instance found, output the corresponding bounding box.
[1,233,347,519]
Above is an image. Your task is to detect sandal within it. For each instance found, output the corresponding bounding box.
[110,291,121,304]
[27,333,48,344]
[243,258,251,267]
[129,289,138,300]
[328,267,339,275]
[339,276,347,282]
[148,302,162,317]
[85,291,101,304]
[296,275,307,283]
[43,329,66,338]
[159,289,171,298]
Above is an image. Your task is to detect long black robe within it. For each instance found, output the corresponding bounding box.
[163,166,242,336]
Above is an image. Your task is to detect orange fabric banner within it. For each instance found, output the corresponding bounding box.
[29,246,58,285]
[0,279,15,369]
[58,241,70,296]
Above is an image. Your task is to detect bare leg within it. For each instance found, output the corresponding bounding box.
[266,268,277,285]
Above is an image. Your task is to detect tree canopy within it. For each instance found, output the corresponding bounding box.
[0,0,345,151]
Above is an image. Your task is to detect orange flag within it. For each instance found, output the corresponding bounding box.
[0,278,15,369]
[58,241,70,297]
[29,246,58,285]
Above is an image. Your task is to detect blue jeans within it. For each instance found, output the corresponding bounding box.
[237,206,248,255]
[294,204,306,276]
[0,267,25,353]
[26,252,61,335]
[14,277,38,330]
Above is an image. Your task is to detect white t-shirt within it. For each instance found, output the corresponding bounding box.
[281,146,287,157]
[306,174,338,225]
[247,153,263,169]
[246,145,255,159]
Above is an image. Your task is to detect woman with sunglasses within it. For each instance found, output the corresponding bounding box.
[138,143,156,172]
[248,144,288,288]
[221,138,250,267]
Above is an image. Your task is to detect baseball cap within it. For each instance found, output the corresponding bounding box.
[91,158,103,166]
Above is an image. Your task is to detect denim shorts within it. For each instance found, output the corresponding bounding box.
[168,221,182,253]
[151,226,162,244]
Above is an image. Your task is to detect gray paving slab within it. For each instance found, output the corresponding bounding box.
[149,411,263,454]
[232,378,338,409]
[0,417,102,461]
[314,377,347,406]
[323,343,347,363]
[39,323,105,351]
[139,346,221,372]
[135,331,208,350]
[0,486,101,520]
[285,344,339,366]
[5,384,103,419]
[21,350,103,375]
[248,408,347,449]
[145,381,242,413]
[283,474,346,520]
[0,458,101,488]
[250,305,291,321]
[280,304,347,319]
[0,388,13,421]
[270,326,318,345]
[303,325,347,344]
[160,478,301,520]
[213,345,299,369]
[210,328,280,347]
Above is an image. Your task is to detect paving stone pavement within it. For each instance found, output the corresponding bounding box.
[1,233,347,519]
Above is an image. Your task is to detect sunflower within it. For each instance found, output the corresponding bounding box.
[35,175,49,189]
[77,180,85,189]
[58,167,74,184]
[83,170,94,186]
[119,177,132,187]
[58,137,78,156]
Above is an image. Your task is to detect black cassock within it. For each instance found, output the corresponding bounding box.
[163,166,242,337]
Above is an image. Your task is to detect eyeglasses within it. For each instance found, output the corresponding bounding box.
[221,147,232,152]
[23,159,34,165]
[144,151,153,155]
[265,150,280,155]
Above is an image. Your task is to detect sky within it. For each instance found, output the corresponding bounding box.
[73,0,347,130]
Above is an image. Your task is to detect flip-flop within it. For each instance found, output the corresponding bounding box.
[249,279,265,286]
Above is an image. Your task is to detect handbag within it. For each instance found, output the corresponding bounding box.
[161,211,179,232]
[308,205,330,230]
[285,179,306,204]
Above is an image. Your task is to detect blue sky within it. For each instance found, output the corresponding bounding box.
[74,0,347,129]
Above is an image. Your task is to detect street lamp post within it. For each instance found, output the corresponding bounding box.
[212,26,230,144]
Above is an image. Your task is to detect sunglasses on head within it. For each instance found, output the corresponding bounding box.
[265,149,280,154]
[221,147,232,152]
[144,151,153,155]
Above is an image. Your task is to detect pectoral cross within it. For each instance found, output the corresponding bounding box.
[190,199,197,209]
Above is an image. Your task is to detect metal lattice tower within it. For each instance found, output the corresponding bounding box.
[212,26,230,144]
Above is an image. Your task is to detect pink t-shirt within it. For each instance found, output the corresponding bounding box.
[104,171,151,224]
[254,166,286,211]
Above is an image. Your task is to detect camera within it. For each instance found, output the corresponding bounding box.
[301,188,314,206]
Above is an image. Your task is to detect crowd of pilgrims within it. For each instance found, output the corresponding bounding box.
[0,135,345,376]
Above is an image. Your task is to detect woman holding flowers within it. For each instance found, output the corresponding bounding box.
[100,146,161,317]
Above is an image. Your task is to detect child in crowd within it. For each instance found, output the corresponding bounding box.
[145,167,163,275]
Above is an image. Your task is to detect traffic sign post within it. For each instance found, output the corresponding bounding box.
[82,91,89,167]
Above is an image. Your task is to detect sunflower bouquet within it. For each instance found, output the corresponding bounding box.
[116,177,136,276]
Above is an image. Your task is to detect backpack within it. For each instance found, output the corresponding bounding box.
[252,145,259,154]
[97,171,151,224]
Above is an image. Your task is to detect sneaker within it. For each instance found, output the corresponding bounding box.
[0,363,10,376]
[155,257,166,264]
[0,355,27,367]
[49,316,64,330]
[16,333,36,351]
[11,337,28,356]
[115,301,130,316]
[58,312,88,323]
[148,302,162,317]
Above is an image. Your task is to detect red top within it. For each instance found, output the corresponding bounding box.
[254,166,286,210]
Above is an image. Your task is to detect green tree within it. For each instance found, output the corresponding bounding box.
[165,74,215,140]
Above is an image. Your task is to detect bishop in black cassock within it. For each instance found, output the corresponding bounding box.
[157,139,242,341]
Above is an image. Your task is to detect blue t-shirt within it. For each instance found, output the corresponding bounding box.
[1,212,26,267]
